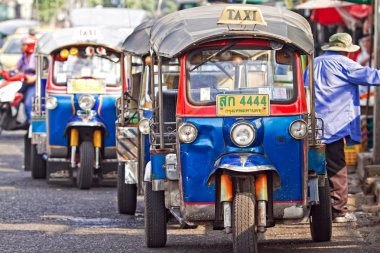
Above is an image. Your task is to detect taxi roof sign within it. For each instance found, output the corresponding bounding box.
[217,6,267,26]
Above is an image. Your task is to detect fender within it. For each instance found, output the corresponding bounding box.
[64,115,107,135]
[207,152,281,188]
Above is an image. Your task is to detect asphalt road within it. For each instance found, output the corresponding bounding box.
[0,131,377,253]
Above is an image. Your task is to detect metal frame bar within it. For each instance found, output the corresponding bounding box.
[308,54,316,146]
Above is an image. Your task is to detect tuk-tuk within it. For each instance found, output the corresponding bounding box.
[116,20,154,214]
[144,5,331,251]
[31,27,129,189]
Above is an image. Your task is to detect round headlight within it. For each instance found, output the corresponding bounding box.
[78,95,95,110]
[46,97,58,110]
[230,122,256,147]
[289,120,308,139]
[138,118,150,135]
[178,123,198,143]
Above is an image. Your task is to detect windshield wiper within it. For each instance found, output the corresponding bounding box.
[190,40,242,72]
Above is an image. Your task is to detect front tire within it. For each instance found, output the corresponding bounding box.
[145,182,167,248]
[233,192,258,253]
[117,162,137,215]
[24,133,31,171]
[310,177,332,242]
[31,144,46,179]
[77,141,94,190]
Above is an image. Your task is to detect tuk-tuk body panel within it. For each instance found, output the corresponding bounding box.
[47,93,117,148]
[179,116,304,204]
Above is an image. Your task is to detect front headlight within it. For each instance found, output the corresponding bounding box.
[46,97,58,110]
[230,121,256,147]
[178,123,198,143]
[78,95,95,110]
[138,118,150,135]
[289,119,308,139]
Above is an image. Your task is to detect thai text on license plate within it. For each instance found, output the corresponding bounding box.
[216,94,270,116]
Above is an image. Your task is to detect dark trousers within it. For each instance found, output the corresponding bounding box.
[325,139,348,218]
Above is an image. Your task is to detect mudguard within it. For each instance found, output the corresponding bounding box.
[207,153,281,188]
[64,115,107,135]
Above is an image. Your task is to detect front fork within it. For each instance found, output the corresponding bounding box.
[220,173,268,233]
[70,128,102,168]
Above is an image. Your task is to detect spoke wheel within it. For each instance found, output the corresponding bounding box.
[77,141,94,190]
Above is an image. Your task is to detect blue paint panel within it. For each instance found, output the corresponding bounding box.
[263,116,304,202]
[308,145,326,175]
[144,135,150,165]
[48,94,118,148]
[32,119,46,133]
[97,95,118,147]
[41,78,47,112]
[151,153,166,180]
[48,95,72,146]
[180,116,305,203]
[180,118,225,203]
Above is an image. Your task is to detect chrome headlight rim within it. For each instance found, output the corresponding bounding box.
[78,95,95,111]
[178,122,198,144]
[230,121,256,147]
[45,96,58,110]
[289,119,308,139]
[138,118,150,135]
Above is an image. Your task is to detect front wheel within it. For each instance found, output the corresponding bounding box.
[77,141,94,190]
[24,133,31,171]
[31,144,46,179]
[233,192,258,253]
[310,177,332,242]
[145,182,167,248]
[117,163,137,215]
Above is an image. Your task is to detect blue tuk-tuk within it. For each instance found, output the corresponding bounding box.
[116,20,154,214]
[31,27,129,189]
[144,5,331,252]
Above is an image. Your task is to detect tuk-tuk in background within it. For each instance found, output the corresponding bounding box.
[144,4,331,252]
[116,20,154,214]
[31,27,129,189]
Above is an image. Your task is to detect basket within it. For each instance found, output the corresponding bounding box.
[344,144,362,166]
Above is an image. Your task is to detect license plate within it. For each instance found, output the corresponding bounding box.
[216,94,270,116]
[67,79,105,94]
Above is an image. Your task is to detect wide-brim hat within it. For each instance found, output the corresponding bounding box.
[321,33,360,53]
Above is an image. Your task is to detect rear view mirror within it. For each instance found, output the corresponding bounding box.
[275,50,291,65]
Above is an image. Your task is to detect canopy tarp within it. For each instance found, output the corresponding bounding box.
[122,19,154,56]
[150,4,314,58]
[37,26,131,55]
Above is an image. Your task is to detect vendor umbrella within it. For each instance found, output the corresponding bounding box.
[295,0,354,9]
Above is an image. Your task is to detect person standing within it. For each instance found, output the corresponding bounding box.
[304,33,380,222]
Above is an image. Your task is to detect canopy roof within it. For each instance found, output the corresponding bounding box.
[150,4,314,58]
[122,19,155,56]
[37,26,131,55]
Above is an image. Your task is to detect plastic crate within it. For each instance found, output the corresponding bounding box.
[344,144,362,166]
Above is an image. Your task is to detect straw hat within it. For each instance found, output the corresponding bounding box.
[321,33,360,53]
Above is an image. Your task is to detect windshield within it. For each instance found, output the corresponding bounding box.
[3,38,22,54]
[187,47,295,105]
[53,46,121,86]
[140,58,180,108]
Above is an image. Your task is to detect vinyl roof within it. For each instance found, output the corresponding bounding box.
[150,4,314,57]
